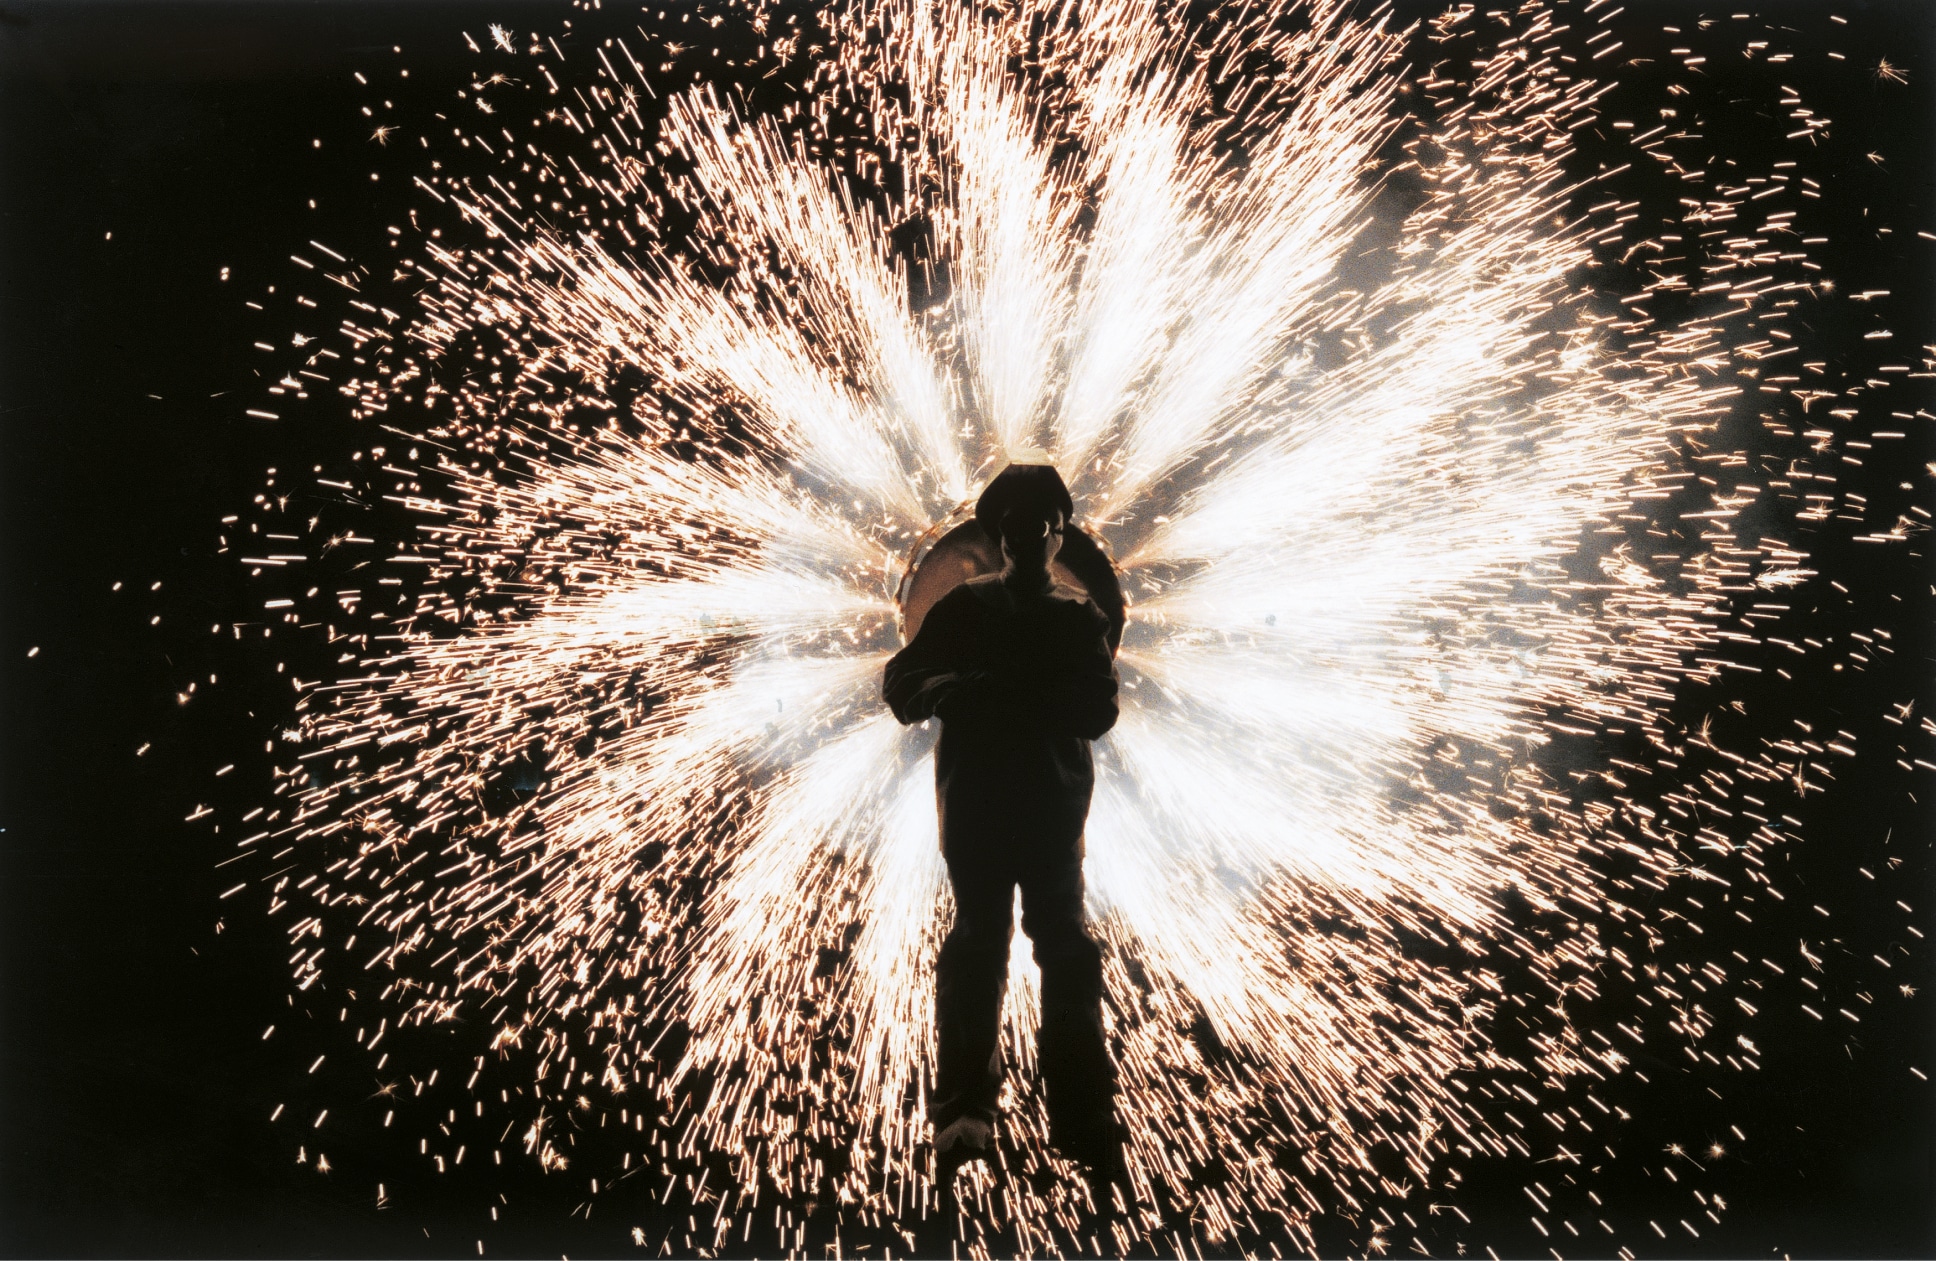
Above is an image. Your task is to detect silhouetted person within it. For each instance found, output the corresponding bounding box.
[882,464,1125,1188]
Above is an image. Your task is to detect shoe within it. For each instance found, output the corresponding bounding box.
[1075,1129,1130,1216]
[934,1115,993,1182]
[1053,1116,1128,1183]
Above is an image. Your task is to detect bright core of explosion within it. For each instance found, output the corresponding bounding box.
[258,0,1821,1250]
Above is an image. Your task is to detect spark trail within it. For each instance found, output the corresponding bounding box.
[214,0,1931,1255]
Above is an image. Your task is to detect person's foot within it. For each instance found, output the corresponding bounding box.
[934,1115,993,1182]
[1052,1117,1129,1186]
[1084,1147,1130,1197]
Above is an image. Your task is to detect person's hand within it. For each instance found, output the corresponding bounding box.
[932,671,997,722]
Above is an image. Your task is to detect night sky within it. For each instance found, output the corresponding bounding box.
[2,2,1933,1258]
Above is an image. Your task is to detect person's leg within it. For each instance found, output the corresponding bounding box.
[934,836,1015,1132]
[1017,836,1119,1162]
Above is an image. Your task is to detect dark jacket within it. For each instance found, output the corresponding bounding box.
[883,575,1119,843]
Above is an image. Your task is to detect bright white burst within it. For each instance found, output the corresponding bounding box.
[249,0,1868,1252]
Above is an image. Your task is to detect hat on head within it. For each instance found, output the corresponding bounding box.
[974,462,1075,542]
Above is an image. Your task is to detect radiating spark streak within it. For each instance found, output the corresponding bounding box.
[846,767,947,1144]
[1052,103,1195,471]
[948,62,1079,456]
[660,94,969,501]
[1090,21,1407,515]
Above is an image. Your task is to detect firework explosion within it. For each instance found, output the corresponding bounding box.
[204,0,1931,1255]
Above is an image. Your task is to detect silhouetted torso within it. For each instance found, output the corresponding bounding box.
[883,575,1118,844]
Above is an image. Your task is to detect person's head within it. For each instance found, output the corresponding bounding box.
[974,463,1074,574]
[998,502,1064,573]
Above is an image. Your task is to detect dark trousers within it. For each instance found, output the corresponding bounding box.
[933,821,1116,1141]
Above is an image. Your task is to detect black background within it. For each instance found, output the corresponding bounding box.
[1,2,1933,1257]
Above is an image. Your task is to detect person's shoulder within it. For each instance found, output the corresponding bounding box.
[1045,582,1108,628]
[920,580,994,627]
[1044,578,1090,604]
[924,581,980,614]
[958,574,1011,608]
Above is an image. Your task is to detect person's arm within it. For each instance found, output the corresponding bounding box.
[882,589,982,725]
